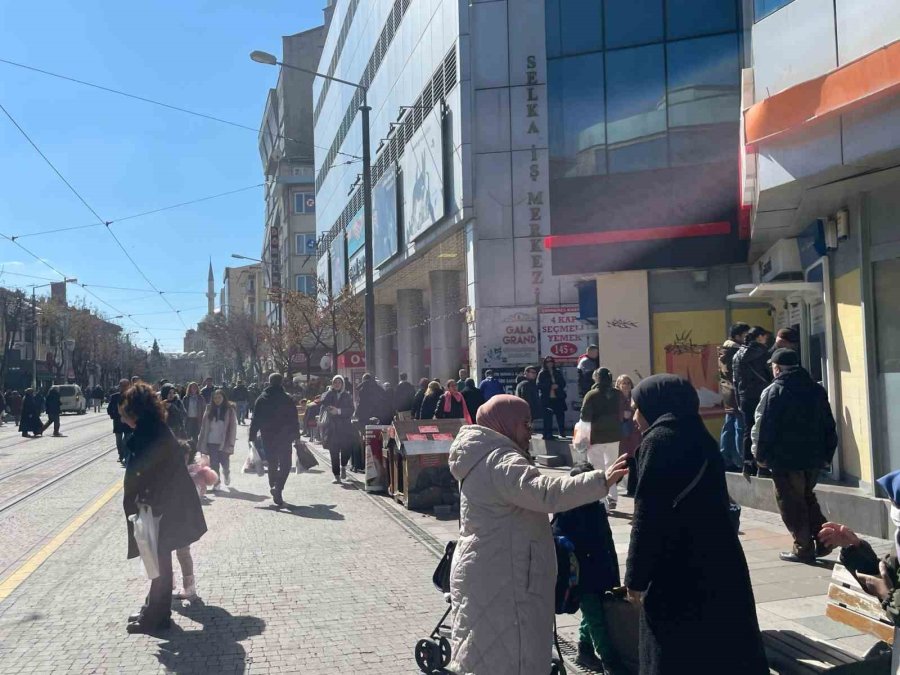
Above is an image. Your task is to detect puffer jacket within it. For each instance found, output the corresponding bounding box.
[448,426,610,675]
[732,342,771,409]
[718,339,742,413]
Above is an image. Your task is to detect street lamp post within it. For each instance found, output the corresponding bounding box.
[250,50,376,374]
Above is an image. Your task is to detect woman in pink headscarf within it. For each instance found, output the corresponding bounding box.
[447,395,628,675]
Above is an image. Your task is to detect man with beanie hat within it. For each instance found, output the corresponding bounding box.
[752,348,838,563]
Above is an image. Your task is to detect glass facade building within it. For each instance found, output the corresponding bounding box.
[545,0,747,274]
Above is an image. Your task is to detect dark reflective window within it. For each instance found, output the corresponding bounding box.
[605,0,663,49]
[666,34,740,166]
[559,0,603,55]
[667,0,738,39]
[546,0,561,58]
[606,45,667,173]
[548,53,607,178]
[754,0,795,21]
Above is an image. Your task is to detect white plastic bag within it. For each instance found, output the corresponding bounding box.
[243,441,265,476]
[128,502,161,580]
[572,420,591,465]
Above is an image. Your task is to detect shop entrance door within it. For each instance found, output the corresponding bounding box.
[873,257,900,473]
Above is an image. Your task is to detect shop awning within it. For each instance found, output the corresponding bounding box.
[727,281,823,305]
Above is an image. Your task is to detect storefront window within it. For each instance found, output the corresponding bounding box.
[667,0,738,40]
[548,53,607,179]
[562,0,603,55]
[606,44,667,173]
[666,33,740,166]
[605,0,663,49]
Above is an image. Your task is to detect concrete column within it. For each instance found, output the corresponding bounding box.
[429,270,463,382]
[374,304,397,384]
[397,289,426,382]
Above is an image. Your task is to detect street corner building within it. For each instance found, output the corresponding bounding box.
[308,0,900,537]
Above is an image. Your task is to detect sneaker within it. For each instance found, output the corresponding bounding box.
[223,471,231,487]
[270,488,284,506]
[126,618,171,634]
[175,575,198,600]
[332,475,342,485]
[607,499,617,512]
[340,467,347,481]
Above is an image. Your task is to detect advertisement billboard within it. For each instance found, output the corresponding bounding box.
[373,166,399,266]
[346,207,365,257]
[539,305,597,366]
[403,113,445,244]
[330,234,346,298]
[480,308,539,368]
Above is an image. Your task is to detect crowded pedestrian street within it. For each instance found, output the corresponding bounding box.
[0,407,892,674]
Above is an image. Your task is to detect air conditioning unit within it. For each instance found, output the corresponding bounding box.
[753,238,803,283]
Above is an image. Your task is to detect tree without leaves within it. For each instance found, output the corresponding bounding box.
[0,288,28,389]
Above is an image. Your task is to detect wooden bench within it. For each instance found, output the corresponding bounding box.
[763,564,896,674]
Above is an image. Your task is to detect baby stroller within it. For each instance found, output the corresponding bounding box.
[414,542,454,673]
[414,541,568,674]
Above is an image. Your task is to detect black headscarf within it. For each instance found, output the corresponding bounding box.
[632,374,700,426]
[596,367,613,391]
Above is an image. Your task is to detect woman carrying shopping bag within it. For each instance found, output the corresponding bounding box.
[121,382,207,635]
[197,389,238,490]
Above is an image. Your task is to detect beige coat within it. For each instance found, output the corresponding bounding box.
[447,425,610,675]
[197,404,238,455]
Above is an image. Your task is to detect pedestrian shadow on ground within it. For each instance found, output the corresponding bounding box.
[156,601,265,674]
[213,488,269,503]
[609,511,634,522]
[254,503,344,520]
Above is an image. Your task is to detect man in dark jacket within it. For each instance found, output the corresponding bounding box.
[108,379,131,465]
[478,370,505,402]
[576,345,600,398]
[752,348,837,563]
[411,378,429,419]
[199,377,215,405]
[43,386,62,437]
[231,381,249,425]
[394,372,417,417]
[732,326,772,475]
[249,373,300,506]
[718,323,750,471]
[515,366,543,426]
[461,378,485,420]
[353,374,383,471]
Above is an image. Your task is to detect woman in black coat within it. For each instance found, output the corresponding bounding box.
[461,378,485,420]
[418,381,443,421]
[121,383,207,634]
[320,375,356,483]
[625,375,767,675]
[537,356,568,439]
[18,388,43,438]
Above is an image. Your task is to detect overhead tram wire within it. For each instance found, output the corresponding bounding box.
[0,101,181,336]
[12,183,264,240]
[0,231,158,344]
[0,57,361,162]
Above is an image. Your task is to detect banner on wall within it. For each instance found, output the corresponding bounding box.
[404,113,445,244]
[481,308,539,368]
[347,208,365,257]
[317,254,329,301]
[596,272,652,383]
[330,234,346,298]
[348,249,365,284]
[539,305,596,366]
[373,167,399,266]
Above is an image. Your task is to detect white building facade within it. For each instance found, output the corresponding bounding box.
[314,0,589,391]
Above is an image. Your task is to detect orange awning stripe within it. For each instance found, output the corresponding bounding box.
[745,39,900,147]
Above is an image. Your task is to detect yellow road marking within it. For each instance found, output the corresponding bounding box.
[0,479,122,603]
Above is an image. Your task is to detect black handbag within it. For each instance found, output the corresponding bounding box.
[432,540,456,593]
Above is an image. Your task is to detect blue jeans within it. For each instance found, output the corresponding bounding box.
[720,413,743,469]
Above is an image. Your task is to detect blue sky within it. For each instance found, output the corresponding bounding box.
[0,1,325,350]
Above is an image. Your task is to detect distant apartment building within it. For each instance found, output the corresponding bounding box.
[258,25,326,326]
[221,263,264,322]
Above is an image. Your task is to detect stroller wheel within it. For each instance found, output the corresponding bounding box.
[414,638,440,673]
[438,636,451,668]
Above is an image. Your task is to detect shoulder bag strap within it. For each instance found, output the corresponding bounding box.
[672,459,709,508]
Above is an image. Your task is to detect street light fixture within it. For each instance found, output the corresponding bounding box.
[231,253,263,263]
[250,48,377,374]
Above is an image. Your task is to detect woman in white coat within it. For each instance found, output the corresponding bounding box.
[447,395,628,675]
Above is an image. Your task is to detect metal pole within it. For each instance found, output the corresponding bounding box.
[360,94,376,371]
[31,287,37,390]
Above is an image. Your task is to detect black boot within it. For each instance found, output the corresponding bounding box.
[575,640,606,672]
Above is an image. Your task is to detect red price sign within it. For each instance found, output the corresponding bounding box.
[550,342,578,358]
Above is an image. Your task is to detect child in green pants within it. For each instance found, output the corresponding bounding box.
[552,463,621,672]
